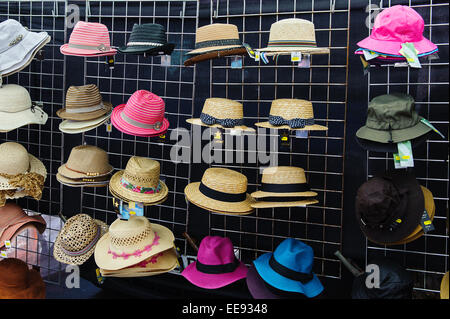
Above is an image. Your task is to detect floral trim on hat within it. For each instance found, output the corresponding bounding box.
[133,252,164,268]
[120,177,162,194]
[108,232,160,260]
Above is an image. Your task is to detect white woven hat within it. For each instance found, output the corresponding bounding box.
[0,19,50,76]
[0,84,48,132]
[59,112,111,134]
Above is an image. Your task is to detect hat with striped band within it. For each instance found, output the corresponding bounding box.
[60,21,116,57]
[118,23,175,56]
[53,214,108,266]
[255,99,328,131]
[257,18,330,55]
[111,90,169,137]
[57,84,113,121]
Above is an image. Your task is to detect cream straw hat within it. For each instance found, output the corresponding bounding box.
[59,112,111,134]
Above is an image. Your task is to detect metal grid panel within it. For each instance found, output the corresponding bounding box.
[0,0,66,284]
[365,0,449,296]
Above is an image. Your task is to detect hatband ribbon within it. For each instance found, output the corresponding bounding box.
[260,182,310,193]
[199,182,247,203]
[120,177,161,194]
[194,38,242,50]
[267,40,317,48]
[65,102,107,114]
[120,112,164,130]
[60,225,101,257]
[268,115,315,129]
[126,42,164,47]
[200,113,244,128]
[68,43,111,52]
[269,255,314,284]
[195,257,240,274]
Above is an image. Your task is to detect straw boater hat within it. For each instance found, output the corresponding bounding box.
[59,112,111,134]
[94,216,175,270]
[255,99,327,131]
[56,84,113,121]
[0,84,48,132]
[184,23,248,67]
[53,214,108,266]
[257,18,329,56]
[184,167,255,215]
[187,98,255,132]
[109,156,168,205]
[251,166,318,209]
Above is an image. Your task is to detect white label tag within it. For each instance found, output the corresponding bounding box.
[106,122,112,133]
[231,56,243,69]
[229,128,242,136]
[0,251,7,258]
[363,49,380,61]
[254,52,260,62]
[161,55,171,66]
[291,51,302,62]
[397,141,414,168]
[295,130,308,138]
[4,241,11,249]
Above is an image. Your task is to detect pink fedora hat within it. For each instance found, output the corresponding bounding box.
[60,21,117,57]
[357,5,437,56]
[181,236,248,289]
[111,90,169,137]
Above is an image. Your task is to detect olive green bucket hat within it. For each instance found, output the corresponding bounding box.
[356,93,432,144]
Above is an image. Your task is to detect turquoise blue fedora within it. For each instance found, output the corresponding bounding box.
[253,238,323,298]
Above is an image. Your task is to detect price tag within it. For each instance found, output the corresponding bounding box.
[279,129,290,148]
[363,49,380,61]
[161,54,171,66]
[119,201,144,220]
[399,42,421,68]
[393,153,402,169]
[229,128,242,136]
[242,43,256,59]
[295,130,308,139]
[106,55,115,69]
[95,268,104,284]
[420,209,435,233]
[231,56,243,69]
[359,56,370,75]
[254,51,260,62]
[420,118,445,139]
[4,241,11,249]
[397,140,414,168]
[297,53,311,68]
[106,121,112,133]
[0,251,7,258]
[291,51,302,63]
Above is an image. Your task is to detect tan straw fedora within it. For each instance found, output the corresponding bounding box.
[94,216,175,270]
[184,23,248,66]
[251,166,318,208]
[53,214,108,265]
[184,167,255,215]
[255,99,327,131]
[56,84,112,121]
[187,98,255,132]
[109,156,168,205]
[257,18,330,55]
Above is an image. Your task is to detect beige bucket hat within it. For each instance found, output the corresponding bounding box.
[0,84,48,132]
[187,98,255,132]
[109,156,168,205]
[255,99,328,131]
[257,18,330,55]
[94,216,175,270]
[53,214,108,266]
[56,84,112,121]
[184,167,255,215]
[59,112,111,134]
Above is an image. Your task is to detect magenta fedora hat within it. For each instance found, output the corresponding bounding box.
[60,21,117,57]
[357,5,437,56]
[111,90,169,137]
[181,236,248,289]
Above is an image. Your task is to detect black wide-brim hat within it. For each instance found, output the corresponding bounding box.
[355,170,425,244]
[355,131,430,153]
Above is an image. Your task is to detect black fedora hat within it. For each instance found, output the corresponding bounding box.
[355,131,430,153]
[118,23,175,56]
[355,170,426,244]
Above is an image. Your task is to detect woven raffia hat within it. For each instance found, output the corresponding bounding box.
[257,18,330,55]
[57,84,112,121]
[109,156,168,205]
[184,167,255,215]
[0,84,48,132]
[59,112,111,134]
[94,216,175,270]
[255,99,328,131]
[184,23,248,67]
[187,98,255,132]
[251,166,318,209]
[53,214,108,266]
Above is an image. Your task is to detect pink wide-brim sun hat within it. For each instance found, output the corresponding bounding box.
[357,5,437,56]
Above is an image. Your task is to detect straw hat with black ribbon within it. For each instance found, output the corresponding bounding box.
[255,99,328,131]
[184,23,248,67]
[251,166,318,208]
[184,167,255,215]
[187,98,255,132]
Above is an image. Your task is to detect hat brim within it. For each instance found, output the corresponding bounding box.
[56,101,113,121]
[0,213,46,249]
[58,163,113,180]
[59,112,111,134]
[186,118,255,133]
[254,121,328,131]
[94,222,175,270]
[184,182,255,215]
[251,198,318,209]
[56,173,110,188]
[0,105,48,132]
[0,154,47,190]
[0,268,46,299]
[355,131,430,153]
[441,272,449,299]
[111,104,169,137]
[117,43,175,56]
[356,119,432,144]
[60,44,117,57]
[108,170,169,205]
[253,253,324,298]
[256,46,330,55]
[53,219,108,266]
[357,36,438,57]
[184,47,248,67]
[181,259,248,289]
[251,189,318,199]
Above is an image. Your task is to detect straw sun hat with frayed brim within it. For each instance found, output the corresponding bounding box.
[255,99,327,131]
[109,156,168,205]
[187,98,255,132]
[94,216,175,270]
[184,24,248,67]
[251,166,318,209]
[184,167,255,215]
[257,18,330,56]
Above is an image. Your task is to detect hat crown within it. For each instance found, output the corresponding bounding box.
[273,238,315,274]
[122,156,161,188]
[261,166,307,184]
[69,21,111,47]
[197,236,236,265]
[65,84,103,110]
[202,98,243,119]
[201,167,248,194]
[268,18,316,44]
[66,145,110,175]
[0,142,30,175]
[0,84,32,113]
[371,5,424,43]
[269,99,314,120]
[123,90,166,125]
[0,19,29,54]
[0,258,32,289]
[60,214,99,252]
[366,93,419,131]
[128,23,168,44]
[195,23,240,44]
